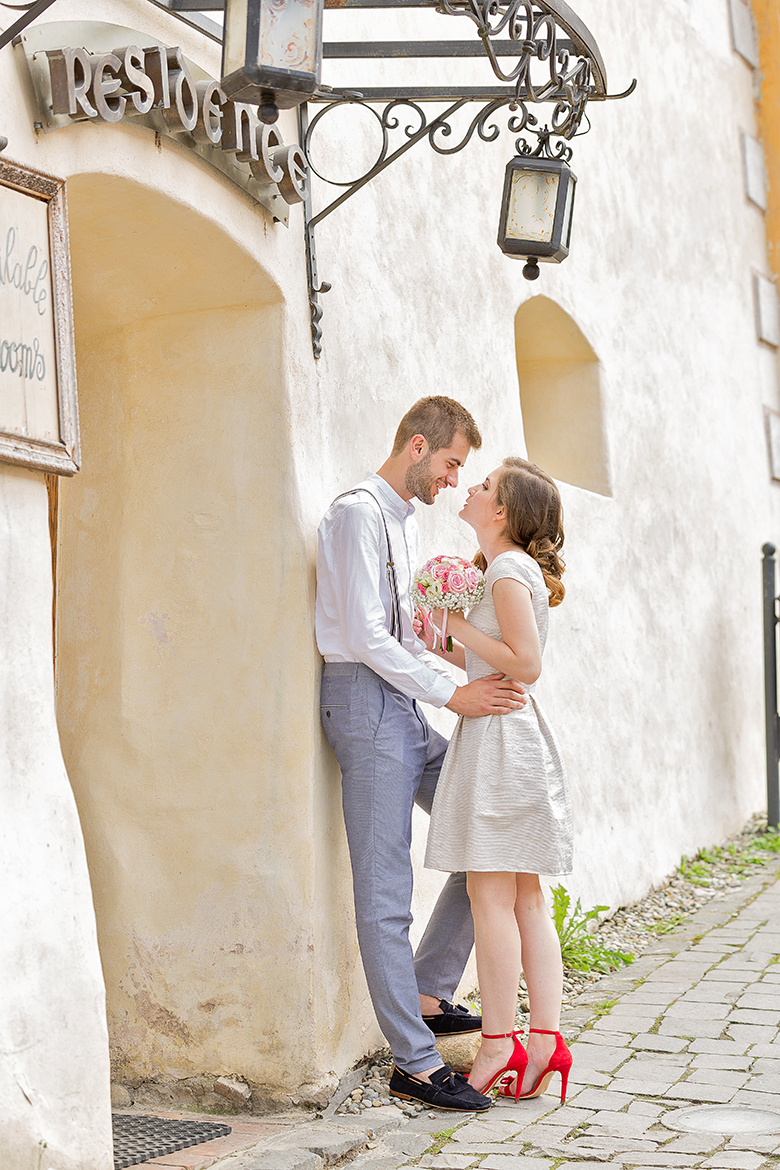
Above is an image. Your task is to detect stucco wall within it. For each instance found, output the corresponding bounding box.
[0,467,112,1170]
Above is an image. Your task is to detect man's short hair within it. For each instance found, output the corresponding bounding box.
[391,396,482,456]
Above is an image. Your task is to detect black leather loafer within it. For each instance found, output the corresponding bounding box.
[389,1063,492,1112]
[423,999,482,1036]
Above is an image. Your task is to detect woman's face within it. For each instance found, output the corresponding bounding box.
[459,467,504,531]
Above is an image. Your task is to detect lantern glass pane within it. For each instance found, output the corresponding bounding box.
[260,0,319,75]
[505,169,560,244]
[223,0,249,76]
[562,175,576,249]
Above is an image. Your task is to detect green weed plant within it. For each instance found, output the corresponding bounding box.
[551,885,633,973]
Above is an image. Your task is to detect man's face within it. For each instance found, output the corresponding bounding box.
[404,431,471,505]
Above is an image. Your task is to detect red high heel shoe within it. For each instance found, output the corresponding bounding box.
[501,1028,571,1103]
[472,1030,528,1099]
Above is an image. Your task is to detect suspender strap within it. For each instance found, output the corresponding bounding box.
[334,488,403,645]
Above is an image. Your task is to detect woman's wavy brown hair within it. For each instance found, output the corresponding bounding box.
[474,457,566,607]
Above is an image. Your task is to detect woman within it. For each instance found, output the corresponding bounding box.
[420,457,573,1102]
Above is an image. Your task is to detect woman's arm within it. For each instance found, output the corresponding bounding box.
[415,608,467,671]
[445,578,542,684]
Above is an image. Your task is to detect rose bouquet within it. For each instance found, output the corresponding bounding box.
[411,555,485,652]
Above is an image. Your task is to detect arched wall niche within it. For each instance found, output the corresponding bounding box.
[54,173,323,1092]
[515,296,612,497]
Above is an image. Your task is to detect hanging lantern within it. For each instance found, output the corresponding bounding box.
[497,156,577,280]
[222,0,324,125]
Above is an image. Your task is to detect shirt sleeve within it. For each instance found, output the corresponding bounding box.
[318,500,457,706]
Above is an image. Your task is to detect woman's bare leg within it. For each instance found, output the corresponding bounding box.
[466,871,521,1092]
[514,873,563,1093]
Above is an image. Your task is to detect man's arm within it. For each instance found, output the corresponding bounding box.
[447,674,526,716]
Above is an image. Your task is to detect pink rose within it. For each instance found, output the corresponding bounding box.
[464,566,479,589]
[446,570,467,593]
[432,564,449,581]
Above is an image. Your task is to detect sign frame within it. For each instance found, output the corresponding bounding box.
[0,157,79,475]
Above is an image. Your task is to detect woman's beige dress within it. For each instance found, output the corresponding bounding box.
[425,549,573,875]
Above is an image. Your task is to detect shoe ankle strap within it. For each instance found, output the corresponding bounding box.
[481,1031,515,1039]
[529,1028,558,1035]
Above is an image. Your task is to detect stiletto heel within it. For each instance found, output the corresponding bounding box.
[500,1028,572,1104]
[471,1030,528,1099]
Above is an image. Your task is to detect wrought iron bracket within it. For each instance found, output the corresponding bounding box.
[0,0,59,52]
[299,80,634,358]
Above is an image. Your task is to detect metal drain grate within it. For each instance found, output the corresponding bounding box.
[112,1114,232,1169]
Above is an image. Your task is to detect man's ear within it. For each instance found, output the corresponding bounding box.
[410,434,428,461]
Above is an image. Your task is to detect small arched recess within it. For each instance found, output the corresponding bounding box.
[515,296,612,497]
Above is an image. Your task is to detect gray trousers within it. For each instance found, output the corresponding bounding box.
[321,661,475,1073]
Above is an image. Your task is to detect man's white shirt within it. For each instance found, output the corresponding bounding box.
[316,473,457,707]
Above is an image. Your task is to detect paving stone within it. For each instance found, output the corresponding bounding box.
[584,1111,659,1137]
[745,1041,780,1057]
[344,1155,405,1170]
[727,1025,778,1046]
[627,1101,667,1117]
[531,1105,595,1128]
[489,1096,560,1125]
[751,1057,780,1072]
[606,1078,679,1096]
[727,1133,780,1153]
[416,1156,478,1169]
[700,1155,767,1170]
[630,1034,690,1053]
[689,1039,749,1056]
[236,1152,325,1170]
[568,1043,634,1071]
[269,1130,367,1164]
[665,1001,732,1020]
[660,1134,724,1154]
[730,1010,780,1026]
[658,1018,728,1039]
[449,1119,523,1143]
[702,971,756,984]
[480,1158,554,1170]
[678,983,743,1003]
[556,1162,624,1170]
[618,989,690,1006]
[647,965,715,983]
[566,1088,634,1111]
[564,1136,660,1153]
[604,1155,700,1166]
[568,1070,611,1088]
[578,1030,635,1047]
[737,993,780,1010]
[743,1071,780,1093]
[726,1086,780,1108]
[381,1131,433,1156]
[691,1055,753,1071]
[685,1069,751,1087]
[662,1082,738,1103]
[439,1142,525,1158]
[591,1015,658,1034]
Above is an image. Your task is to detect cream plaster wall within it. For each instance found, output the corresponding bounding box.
[2,0,780,1137]
[0,466,112,1170]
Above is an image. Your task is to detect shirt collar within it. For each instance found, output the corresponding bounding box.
[367,472,415,521]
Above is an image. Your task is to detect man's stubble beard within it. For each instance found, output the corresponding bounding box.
[404,453,437,505]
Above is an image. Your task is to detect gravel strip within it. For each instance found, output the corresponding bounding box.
[335,814,779,1115]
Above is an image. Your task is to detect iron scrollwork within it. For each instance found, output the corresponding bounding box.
[433,0,594,140]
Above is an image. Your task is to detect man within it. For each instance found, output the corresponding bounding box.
[316,397,525,1112]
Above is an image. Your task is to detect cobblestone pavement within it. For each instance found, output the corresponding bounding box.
[130,859,780,1170]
